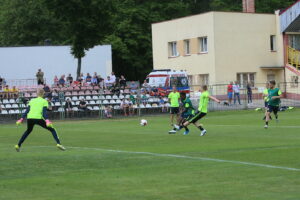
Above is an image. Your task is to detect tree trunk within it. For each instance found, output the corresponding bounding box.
[76,56,82,80]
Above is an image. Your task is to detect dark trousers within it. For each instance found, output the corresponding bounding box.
[234,92,241,105]
[18,119,61,147]
[247,93,252,103]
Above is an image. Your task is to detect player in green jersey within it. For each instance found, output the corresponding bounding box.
[15,88,66,152]
[182,85,221,136]
[264,80,282,129]
[169,92,195,135]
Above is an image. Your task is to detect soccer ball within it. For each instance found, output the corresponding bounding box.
[140,119,147,126]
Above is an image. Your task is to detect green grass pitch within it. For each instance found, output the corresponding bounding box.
[0,110,300,200]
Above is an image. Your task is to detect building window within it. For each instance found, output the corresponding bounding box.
[184,40,190,55]
[199,74,209,85]
[270,35,276,51]
[168,41,178,57]
[237,73,255,87]
[198,37,208,53]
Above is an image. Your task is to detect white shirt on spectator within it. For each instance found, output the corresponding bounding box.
[121,100,129,107]
[110,75,116,83]
[233,84,240,93]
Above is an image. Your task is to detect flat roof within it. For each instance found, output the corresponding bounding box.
[152,11,275,25]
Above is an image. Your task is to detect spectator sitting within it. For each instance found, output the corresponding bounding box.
[121,98,129,116]
[129,92,136,105]
[78,98,87,111]
[151,86,159,96]
[105,76,114,89]
[53,75,59,86]
[104,105,112,118]
[129,81,138,93]
[97,75,104,89]
[10,86,19,98]
[58,75,66,87]
[141,92,148,106]
[119,75,126,89]
[36,68,44,85]
[111,83,120,96]
[64,98,73,117]
[128,98,135,115]
[86,73,92,84]
[0,76,3,90]
[77,73,84,84]
[43,84,52,99]
[46,98,53,111]
[91,75,98,86]
[110,72,116,84]
[3,85,9,98]
[159,96,167,112]
[142,80,151,92]
[66,74,73,85]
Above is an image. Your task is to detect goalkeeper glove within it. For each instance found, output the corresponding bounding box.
[16,118,24,126]
[45,119,54,128]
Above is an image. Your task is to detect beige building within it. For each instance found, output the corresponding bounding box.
[152,11,285,87]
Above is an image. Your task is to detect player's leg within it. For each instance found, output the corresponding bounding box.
[37,119,65,150]
[192,113,207,136]
[16,119,35,151]
[264,106,272,128]
[273,107,279,122]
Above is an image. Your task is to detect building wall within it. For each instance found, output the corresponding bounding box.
[151,12,217,84]
[213,12,283,84]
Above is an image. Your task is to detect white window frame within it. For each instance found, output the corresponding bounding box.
[184,39,190,55]
[168,41,178,57]
[198,37,208,53]
[237,73,255,88]
[270,35,276,51]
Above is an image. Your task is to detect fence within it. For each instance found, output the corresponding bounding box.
[0,82,299,122]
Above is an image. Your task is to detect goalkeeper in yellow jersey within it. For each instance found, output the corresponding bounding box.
[15,88,65,152]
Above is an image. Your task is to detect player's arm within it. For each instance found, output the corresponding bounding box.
[209,96,221,103]
[16,106,30,125]
[271,90,283,99]
[42,103,53,127]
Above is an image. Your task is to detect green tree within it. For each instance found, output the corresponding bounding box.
[45,0,113,79]
[0,0,65,46]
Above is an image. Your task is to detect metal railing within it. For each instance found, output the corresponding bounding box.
[287,46,300,70]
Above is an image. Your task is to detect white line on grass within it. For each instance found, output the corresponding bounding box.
[36,146,300,172]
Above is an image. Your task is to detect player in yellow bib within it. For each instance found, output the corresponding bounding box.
[168,86,180,126]
[183,85,221,136]
[15,88,65,152]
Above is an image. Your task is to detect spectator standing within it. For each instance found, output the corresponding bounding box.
[119,75,126,89]
[66,74,73,85]
[233,81,241,105]
[53,75,59,86]
[247,83,252,104]
[36,69,44,85]
[227,82,233,105]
